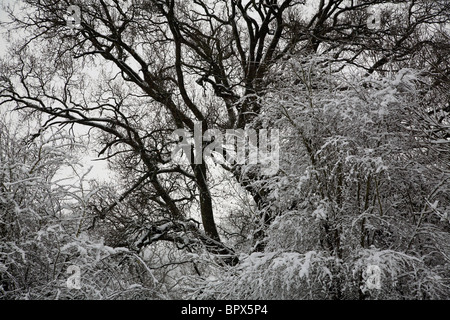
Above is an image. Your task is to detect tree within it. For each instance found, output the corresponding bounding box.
[0,110,164,299]
[0,0,449,299]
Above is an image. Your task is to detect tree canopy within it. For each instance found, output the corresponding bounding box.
[0,0,449,299]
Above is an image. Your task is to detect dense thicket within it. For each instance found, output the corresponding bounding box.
[0,0,448,299]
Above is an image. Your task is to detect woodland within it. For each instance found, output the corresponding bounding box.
[0,0,449,299]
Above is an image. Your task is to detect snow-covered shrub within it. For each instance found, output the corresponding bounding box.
[184,56,449,299]
[0,114,162,299]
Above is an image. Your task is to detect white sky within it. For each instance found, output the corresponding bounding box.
[0,0,15,56]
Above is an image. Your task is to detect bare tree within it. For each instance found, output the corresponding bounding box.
[0,0,448,264]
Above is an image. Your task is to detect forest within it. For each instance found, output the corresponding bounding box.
[0,0,449,300]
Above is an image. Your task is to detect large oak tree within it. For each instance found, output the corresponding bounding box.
[1,0,448,266]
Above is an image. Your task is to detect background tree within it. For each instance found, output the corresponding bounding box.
[0,110,164,299]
